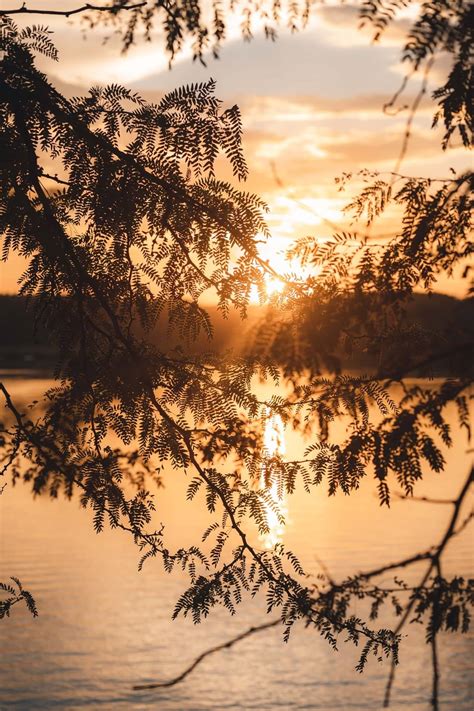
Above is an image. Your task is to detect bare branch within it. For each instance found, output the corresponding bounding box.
[0,2,146,18]
[133,619,280,690]
[383,466,473,707]
[391,56,435,179]
[430,615,440,710]
[394,492,455,505]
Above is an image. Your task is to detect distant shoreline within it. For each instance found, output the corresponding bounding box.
[1,293,472,376]
[0,369,53,379]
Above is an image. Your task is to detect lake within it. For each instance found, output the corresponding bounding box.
[1,376,473,709]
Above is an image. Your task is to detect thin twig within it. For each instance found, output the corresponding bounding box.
[269,160,397,241]
[430,558,442,710]
[430,621,440,710]
[394,492,455,505]
[38,171,70,187]
[133,618,280,690]
[383,466,473,707]
[391,57,435,180]
[313,553,336,586]
[383,70,414,116]
[0,2,146,17]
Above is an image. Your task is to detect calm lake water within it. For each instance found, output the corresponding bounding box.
[1,377,473,710]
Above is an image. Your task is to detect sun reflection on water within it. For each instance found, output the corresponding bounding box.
[259,410,288,550]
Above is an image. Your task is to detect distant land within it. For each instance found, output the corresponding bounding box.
[0,293,472,374]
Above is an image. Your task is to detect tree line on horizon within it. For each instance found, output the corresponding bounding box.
[0,293,472,375]
[0,1,473,708]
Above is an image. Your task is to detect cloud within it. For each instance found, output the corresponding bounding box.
[32,26,172,87]
[129,25,403,100]
[316,3,411,47]
[4,0,465,292]
[11,1,410,104]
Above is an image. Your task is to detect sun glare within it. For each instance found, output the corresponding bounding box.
[246,192,343,304]
[259,411,288,550]
[250,246,318,303]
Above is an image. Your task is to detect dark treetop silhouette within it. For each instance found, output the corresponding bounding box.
[0,2,473,709]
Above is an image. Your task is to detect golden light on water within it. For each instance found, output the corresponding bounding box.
[259,411,288,550]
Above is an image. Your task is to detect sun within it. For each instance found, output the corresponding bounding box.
[245,190,344,304]
[250,243,317,303]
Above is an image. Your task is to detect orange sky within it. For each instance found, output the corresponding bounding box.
[1,1,471,296]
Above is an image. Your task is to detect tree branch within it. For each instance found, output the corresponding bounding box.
[133,618,280,690]
[391,56,435,178]
[394,492,455,505]
[0,2,146,18]
[383,466,473,707]
[0,74,296,295]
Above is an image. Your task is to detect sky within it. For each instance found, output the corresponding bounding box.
[1,0,471,295]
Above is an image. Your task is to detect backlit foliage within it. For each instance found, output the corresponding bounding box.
[82,0,313,59]
[78,0,474,150]
[360,0,473,149]
[0,577,38,620]
[0,3,473,706]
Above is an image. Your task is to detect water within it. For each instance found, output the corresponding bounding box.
[1,377,473,709]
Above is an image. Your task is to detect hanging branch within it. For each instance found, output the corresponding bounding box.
[1,10,473,706]
[133,618,280,690]
[0,577,38,619]
[131,467,473,697]
[383,466,474,707]
[391,56,435,180]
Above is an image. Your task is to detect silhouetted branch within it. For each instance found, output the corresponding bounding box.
[1,12,472,706]
[0,576,38,619]
[130,461,473,698]
[391,56,435,178]
[430,621,440,710]
[383,466,473,707]
[394,492,455,505]
[356,552,433,582]
[38,171,71,187]
[313,553,336,586]
[453,510,474,537]
[0,2,146,17]
[0,381,165,549]
[133,618,280,690]
[270,159,398,241]
[377,170,463,184]
[0,428,20,479]
[1,74,297,297]
[131,458,473,697]
[382,342,474,382]
[383,70,414,116]
[430,557,443,711]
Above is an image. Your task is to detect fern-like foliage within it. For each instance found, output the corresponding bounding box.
[0,11,473,696]
[80,0,313,60]
[0,577,38,619]
[359,0,473,148]
[72,0,474,150]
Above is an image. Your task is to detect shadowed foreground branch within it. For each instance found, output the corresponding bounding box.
[130,468,473,701]
[1,2,473,708]
[133,618,280,690]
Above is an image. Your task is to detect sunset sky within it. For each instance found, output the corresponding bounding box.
[1,0,470,295]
